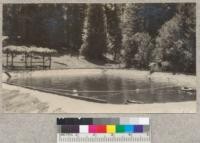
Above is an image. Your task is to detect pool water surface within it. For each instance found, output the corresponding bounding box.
[8,72,196,104]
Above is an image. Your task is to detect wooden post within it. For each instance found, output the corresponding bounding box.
[24,53,27,68]
[30,53,32,70]
[49,55,51,69]
[11,53,14,68]
[6,52,9,67]
[43,55,45,70]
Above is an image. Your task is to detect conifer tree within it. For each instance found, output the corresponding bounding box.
[105,4,122,62]
[122,4,143,67]
[80,4,107,60]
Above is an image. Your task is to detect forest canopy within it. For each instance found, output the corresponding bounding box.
[3,3,196,74]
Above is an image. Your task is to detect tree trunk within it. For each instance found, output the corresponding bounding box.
[113,52,117,61]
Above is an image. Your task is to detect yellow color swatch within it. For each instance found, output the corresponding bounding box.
[106,125,116,133]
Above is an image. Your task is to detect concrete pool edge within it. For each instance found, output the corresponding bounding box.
[2,83,196,113]
[5,82,108,104]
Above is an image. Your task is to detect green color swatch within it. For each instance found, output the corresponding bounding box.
[116,125,125,133]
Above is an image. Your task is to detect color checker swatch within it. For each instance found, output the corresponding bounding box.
[57,117,150,143]
[57,117,150,134]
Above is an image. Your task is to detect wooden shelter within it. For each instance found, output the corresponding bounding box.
[3,45,57,70]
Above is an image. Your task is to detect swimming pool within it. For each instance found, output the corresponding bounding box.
[7,70,196,104]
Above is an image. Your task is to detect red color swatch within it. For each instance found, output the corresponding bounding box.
[96,125,106,133]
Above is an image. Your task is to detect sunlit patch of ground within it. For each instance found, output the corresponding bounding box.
[51,55,121,69]
[2,88,64,113]
[2,88,48,113]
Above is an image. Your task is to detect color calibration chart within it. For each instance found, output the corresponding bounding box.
[57,117,150,143]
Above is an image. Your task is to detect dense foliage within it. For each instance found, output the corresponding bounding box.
[3,3,196,74]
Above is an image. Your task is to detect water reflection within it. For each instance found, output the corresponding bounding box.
[9,73,196,104]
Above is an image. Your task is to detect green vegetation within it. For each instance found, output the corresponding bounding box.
[3,3,196,74]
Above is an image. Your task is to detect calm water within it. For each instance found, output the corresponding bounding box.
[8,73,196,104]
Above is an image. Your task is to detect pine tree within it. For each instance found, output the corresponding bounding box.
[104,4,122,62]
[80,4,108,60]
[64,4,86,56]
[122,4,143,67]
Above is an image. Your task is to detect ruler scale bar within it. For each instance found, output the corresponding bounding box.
[57,134,150,143]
